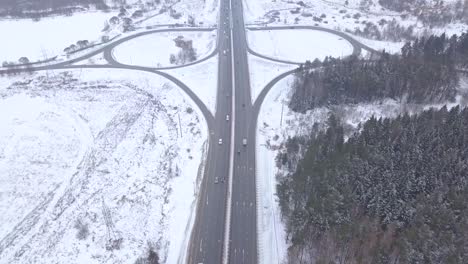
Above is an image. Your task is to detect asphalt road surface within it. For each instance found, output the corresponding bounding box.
[187,0,259,262]
[186,0,233,263]
[0,4,379,263]
[228,0,258,263]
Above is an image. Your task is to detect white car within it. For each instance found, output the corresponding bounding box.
[226,115,230,121]
[223,50,227,55]
[218,138,223,145]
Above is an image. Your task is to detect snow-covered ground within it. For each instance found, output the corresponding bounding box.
[243,0,468,57]
[247,29,354,63]
[0,0,218,65]
[353,35,405,54]
[112,30,217,67]
[0,11,115,63]
[138,0,219,28]
[0,69,208,264]
[248,54,296,104]
[162,55,218,115]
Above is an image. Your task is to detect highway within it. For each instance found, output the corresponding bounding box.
[228,0,258,263]
[187,0,259,262]
[186,0,233,263]
[0,3,380,262]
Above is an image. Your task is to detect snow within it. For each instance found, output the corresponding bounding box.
[256,76,328,264]
[138,0,219,28]
[353,35,405,54]
[0,11,115,63]
[247,29,354,63]
[248,54,296,104]
[0,69,208,264]
[242,0,468,44]
[161,55,218,115]
[112,30,217,67]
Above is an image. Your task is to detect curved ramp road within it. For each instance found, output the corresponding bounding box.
[0,2,387,263]
[248,25,379,54]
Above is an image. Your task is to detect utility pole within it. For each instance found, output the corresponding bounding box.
[280,103,284,127]
[178,112,183,138]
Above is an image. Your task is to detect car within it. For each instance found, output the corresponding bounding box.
[243,138,247,146]
[226,115,230,121]
[218,138,223,145]
[214,177,219,184]
[223,50,227,55]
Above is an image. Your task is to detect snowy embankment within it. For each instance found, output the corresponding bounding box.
[0,11,115,63]
[0,69,207,264]
[247,29,354,63]
[112,30,217,68]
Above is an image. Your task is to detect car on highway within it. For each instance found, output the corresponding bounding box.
[223,49,227,55]
[226,114,230,121]
[218,138,223,145]
[243,138,247,146]
[214,177,219,184]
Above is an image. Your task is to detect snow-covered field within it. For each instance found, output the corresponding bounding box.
[162,55,218,115]
[139,0,219,28]
[243,0,468,55]
[248,55,295,104]
[0,12,115,63]
[247,29,354,63]
[112,31,217,67]
[0,69,208,264]
[353,35,405,54]
[0,0,219,65]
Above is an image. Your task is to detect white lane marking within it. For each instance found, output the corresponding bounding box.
[222,1,236,263]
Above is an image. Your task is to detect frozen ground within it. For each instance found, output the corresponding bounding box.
[112,31,217,67]
[247,29,354,63]
[353,35,405,54]
[0,69,208,264]
[0,11,115,63]
[243,0,467,57]
[161,55,218,115]
[248,54,296,104]
[0,0,219,65]
[138,0,219,28]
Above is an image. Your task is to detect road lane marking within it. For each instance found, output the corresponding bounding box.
[222,1,236,263]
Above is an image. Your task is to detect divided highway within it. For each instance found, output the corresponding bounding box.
[186,0,233,263]
[187,0,258,262]
[0,3,379,263]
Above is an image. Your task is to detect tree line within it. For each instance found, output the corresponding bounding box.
[289,32,468,113]
[277,106,468,263]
